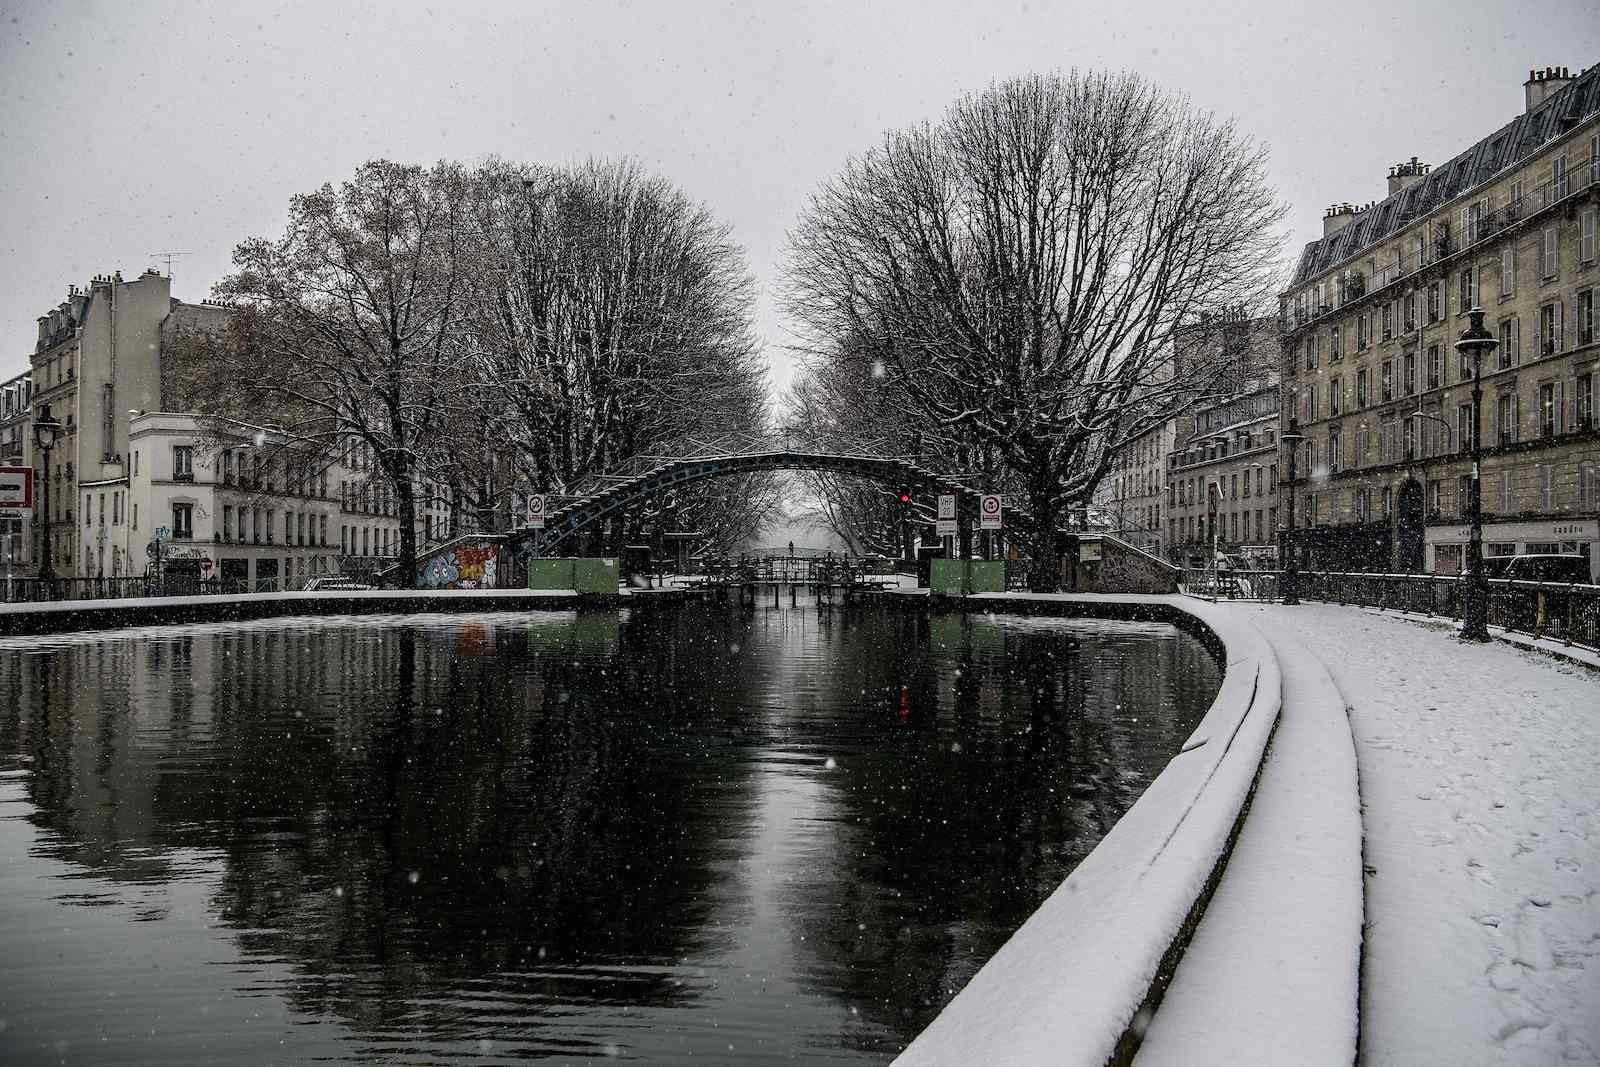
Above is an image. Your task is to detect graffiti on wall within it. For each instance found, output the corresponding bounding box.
[418,542,499,590]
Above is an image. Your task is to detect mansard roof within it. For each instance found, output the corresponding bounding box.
[1291,64,1600,287]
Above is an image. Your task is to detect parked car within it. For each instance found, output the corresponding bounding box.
[1496,554,1597,640]
[1500,554,1593,585]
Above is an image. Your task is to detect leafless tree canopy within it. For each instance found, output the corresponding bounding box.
[181,158,773,584]
[784,70,1284,588]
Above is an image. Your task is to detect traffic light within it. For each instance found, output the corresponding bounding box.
[898,487,913,506]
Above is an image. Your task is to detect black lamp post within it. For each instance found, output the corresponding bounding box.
[1455,307,1498,642]
[32,404,61,582]
[1280,418,1306,604]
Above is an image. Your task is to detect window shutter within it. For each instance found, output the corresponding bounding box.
[1512,316,1520,364]
[1556,300,1564,352]
[1582,207,1596,263]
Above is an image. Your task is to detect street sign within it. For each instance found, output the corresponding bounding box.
[937,495,956,520]
[936,518,958,538]
[526,494,547,529]
[980,494,1003,530]
[0,466,32,510]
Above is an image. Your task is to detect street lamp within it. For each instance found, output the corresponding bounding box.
[1280,418,1306,604]
[33,403,62,585]
[1455,307,1498,642]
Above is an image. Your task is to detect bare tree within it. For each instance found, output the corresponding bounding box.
[185,160,476,587]
[784,71,1284,590]
[458,158,773,553]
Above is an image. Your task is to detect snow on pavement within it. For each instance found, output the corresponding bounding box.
[1237,604,1600,1066]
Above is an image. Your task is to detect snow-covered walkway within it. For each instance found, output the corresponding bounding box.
[1236,604,1600,1065]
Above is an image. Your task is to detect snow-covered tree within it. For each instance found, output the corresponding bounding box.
[784,71,1283,590]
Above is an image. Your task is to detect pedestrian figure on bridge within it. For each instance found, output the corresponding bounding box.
[788,541,795,557]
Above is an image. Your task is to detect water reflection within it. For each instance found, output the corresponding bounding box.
[0,603,1219,1064]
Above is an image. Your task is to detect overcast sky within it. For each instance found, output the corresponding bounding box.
[2,0,1597,391]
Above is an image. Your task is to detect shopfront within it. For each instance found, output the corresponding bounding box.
[1425,519,1599,581]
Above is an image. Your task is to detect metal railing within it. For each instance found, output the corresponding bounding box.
[1178,568,1600,652]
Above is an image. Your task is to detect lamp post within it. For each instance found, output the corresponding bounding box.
[33,404,61,583]
[1280,418,1306,604]
[1455,307,1498,642]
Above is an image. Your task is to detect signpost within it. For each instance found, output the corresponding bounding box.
[526,494,547,561]
[936,494,957,539]
[979,494,1003,530]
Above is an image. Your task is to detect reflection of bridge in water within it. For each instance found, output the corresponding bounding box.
[684,554,902,606]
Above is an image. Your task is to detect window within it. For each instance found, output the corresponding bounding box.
[1381,486,1392,517]
[132,503,138,530]
[1381,302,1394,339]
[133,451,139,476]
[1457,266,1476,312]
[1539,302,1563,357]
[222,450,234,485]
[1580,289,1595,346]
[266,510,275,545]
[172,503,193,540]
[1308,387,1319,422]
[1331,325,1343,362]
[1428,344,1442,389]
[1230,473,1238,500]
[1579,373,1594,431]
[1357,313,1369,350]
[319,514,328,547]
[1411,289,1424,330]
[1428,479,1441,516]
[1354,369,1367,408]
[1403,350,1417,396]
[1582,206,1597,264]
[173,445,194,482]
[1458,403,1474,453]
[1497,392,1519,446]
[1539,382,1557,438]
[1552,155,1569,200]
[1498,318,1516,370]
[1268,464,1277,492]
[1500,243,1516,296]
[1381,360,1394,402]
[1329,376,1343,415]
[1500,470,1515,513]
[1305,337,1318,371]
[1328,425,1342,473]
[1458,474,1474,517]
[1540,225,1558,278]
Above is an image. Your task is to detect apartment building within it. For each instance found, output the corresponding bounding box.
[1280,64,1600,579]
[1092,421,1174,557]
[28,269,233,579]
[1165,315,1282,567]
[1,369,33,573]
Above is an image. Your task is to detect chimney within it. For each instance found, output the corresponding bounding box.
[1323,202,1359,237]
[1524,65,1575,112]
[1387,156,1430,196]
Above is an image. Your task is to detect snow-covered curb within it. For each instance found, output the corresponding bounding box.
[0,587,675,636]
[896,594,1283,1067]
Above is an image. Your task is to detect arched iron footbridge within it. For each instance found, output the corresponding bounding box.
[511,430,1007,554]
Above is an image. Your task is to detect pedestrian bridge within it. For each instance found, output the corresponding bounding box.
[512,430,1005,553]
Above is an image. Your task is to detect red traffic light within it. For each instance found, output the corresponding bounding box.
[898,491,913,504]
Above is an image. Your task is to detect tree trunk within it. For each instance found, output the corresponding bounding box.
[397,464,419,589]
[1026,480,1061,594]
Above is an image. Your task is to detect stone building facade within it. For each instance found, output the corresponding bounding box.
[1280,65,1600,580]
[1166,316,1282,567]
[1092,420,1174,557]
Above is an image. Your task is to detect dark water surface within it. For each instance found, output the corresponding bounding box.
[0,602,1220,1064]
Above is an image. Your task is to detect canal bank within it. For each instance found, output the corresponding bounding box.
[0,588,1364,1066]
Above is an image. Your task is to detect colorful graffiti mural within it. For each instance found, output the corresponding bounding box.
[417,542,499,590]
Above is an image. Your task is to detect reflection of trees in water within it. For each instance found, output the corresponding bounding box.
[782,612,1220,1047]
[0,610,764,1046]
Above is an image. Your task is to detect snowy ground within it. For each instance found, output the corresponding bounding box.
[1234,604,1600,1066]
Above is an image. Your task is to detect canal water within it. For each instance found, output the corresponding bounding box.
[0,601,1220,1064]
